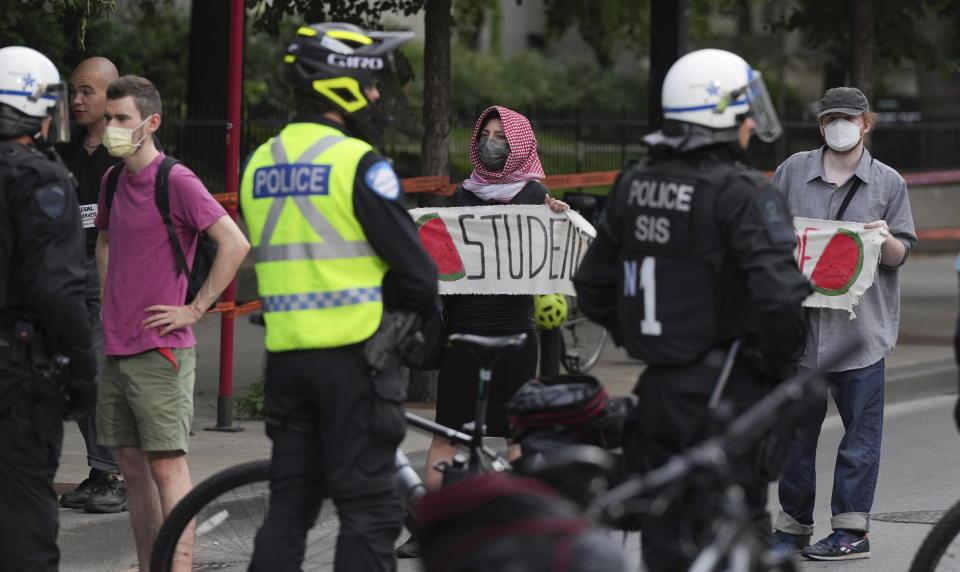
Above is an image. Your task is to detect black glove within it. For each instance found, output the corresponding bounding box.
[63,378,97,421]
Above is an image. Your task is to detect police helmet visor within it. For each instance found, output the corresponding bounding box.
[743,72,782,143]
[42,81,69,143]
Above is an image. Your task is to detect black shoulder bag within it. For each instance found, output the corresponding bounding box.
[834,177,863,221]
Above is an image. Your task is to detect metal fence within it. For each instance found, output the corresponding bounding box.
[158,110,960,195]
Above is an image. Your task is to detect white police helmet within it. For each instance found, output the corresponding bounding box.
[661,48,782,143]
[0,46,68,140]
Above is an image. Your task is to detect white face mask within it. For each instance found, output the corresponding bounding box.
[823,118,862,152]
[103,115,152,158]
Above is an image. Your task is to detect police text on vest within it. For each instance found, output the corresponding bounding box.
[628,179,694,244]
[253,164,331,198]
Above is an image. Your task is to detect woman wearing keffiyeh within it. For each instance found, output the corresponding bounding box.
[396,106,568,558]
[462,106,560,205]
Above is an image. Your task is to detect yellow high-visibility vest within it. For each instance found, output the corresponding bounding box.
[239,122,387,351]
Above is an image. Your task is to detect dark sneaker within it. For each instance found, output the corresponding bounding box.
[802,529,870,561]
[395,536,420,558]
[773,529,811,553]
[60,469,105,509]
[84,474,128,514]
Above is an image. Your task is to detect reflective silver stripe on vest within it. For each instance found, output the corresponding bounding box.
[262,286,382,312]
[256,241,376,262]
[254,134,376,263]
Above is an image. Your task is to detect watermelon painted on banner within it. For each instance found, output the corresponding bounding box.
[792,216,885,316]
[810,229,864,295]
[416,212,466,281]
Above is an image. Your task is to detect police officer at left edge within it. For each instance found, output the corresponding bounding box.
[0,46,97,572]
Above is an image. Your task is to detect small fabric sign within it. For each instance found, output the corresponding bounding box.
[793,216,886,318]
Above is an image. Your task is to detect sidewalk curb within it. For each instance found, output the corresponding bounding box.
[59,508,136,572]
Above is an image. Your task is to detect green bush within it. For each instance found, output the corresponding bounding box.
[235,379,265,420]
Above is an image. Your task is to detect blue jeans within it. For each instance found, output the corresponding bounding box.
[776,360,885,534]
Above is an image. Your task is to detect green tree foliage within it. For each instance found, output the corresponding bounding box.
[0,0,116,51]
[81,1,189,112]
[0,6,73,71]
[245,0,426,35]
[775,0,960,79]
[243,14,305,116]
[0,1,185,101]
[541,0,651,67]
[399,42,647,114]
[452,0,500,53]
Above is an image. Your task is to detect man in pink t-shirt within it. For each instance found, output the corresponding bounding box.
[94,75,250,571]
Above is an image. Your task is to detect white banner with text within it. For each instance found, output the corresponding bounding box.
[409,205,597,296]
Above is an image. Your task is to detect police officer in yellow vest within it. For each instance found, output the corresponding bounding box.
[240,23,438,571]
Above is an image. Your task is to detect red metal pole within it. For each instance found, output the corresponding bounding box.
[213,0,244,430]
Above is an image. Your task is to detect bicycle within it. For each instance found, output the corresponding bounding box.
[559,293,608,374]
[149,332,527,572]
[412,353,830,572]
[577,366,830,572]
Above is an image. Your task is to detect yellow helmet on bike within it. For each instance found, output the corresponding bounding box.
[534,294,567,331]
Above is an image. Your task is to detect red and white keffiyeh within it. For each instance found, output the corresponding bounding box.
[462,106,545,203]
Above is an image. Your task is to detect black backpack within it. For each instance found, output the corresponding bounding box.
[105,156,217,306]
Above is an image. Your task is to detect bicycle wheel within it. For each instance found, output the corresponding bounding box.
[151,460,276,572]
[909,500,960,571]
[560,296,607,374]
[152,451,423,571]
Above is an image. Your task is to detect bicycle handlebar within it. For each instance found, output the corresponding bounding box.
[587,365,828,523]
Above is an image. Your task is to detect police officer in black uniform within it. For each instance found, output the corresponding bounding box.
[0,46,97,571]
[55,56,127,513]
[573,49,813,572]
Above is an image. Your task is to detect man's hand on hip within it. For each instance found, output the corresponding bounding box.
[144,303,204,335]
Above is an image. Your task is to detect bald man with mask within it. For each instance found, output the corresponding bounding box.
[56,56,128,514]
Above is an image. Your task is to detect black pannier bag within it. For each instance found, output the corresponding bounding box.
[507,374,632,456]
[418,472,626,572]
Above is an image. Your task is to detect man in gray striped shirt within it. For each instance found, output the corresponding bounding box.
[771,87,917,561]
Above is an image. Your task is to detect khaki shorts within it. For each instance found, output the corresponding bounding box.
[96,347,196,453]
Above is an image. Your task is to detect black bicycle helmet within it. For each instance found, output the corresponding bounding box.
[285,23,413,143]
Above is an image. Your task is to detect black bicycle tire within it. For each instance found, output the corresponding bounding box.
[577,321,607,372]
[560,318,607,374]
[909,500,960,572]
[559,330,581,374]
[150,459,270,572]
